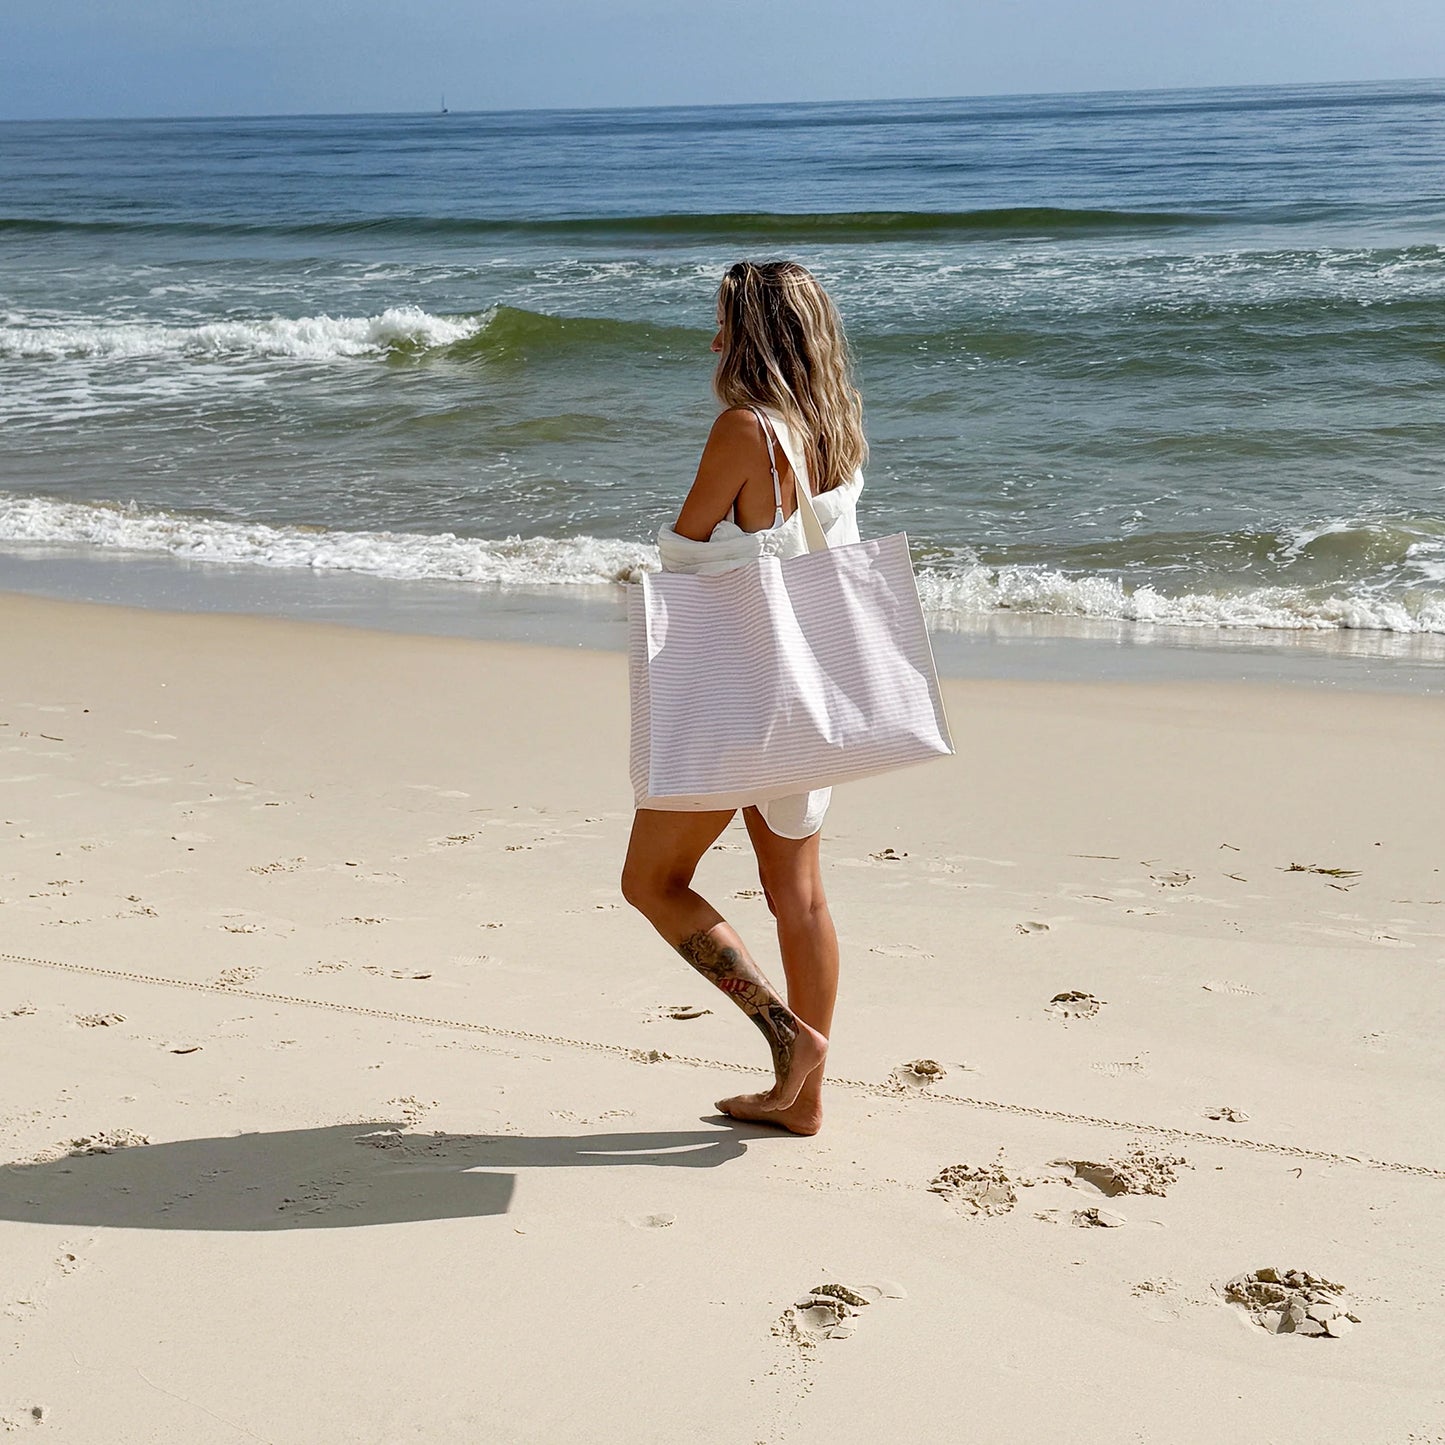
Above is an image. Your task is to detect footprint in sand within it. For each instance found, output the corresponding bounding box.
[63,1129,150,1157]
[1221,1268,1360,1337]
[74,1012,125,1028]
[648,1004,713,1022]
[1151,872,1193,888]
[1074,1206,1128,1227]
[248,857,305,876]
[1203,1105,1251,1123]
[1049,1145,1187,1198]
[1131,1277,1207,1323]
[780,1280,907,1342]
[1202,979,1257,996]
[213,966,258,988]
[928,1160,1018,1217]
[869,942,934,959]
[0,1405,47,1430]
[1016,920,1050,935]
[386,1095,436,1126]
[1091,1055,1148,1077]
[1046,990,1104,1021]
[890,1058,950,1090]
[54,1243,89,1278]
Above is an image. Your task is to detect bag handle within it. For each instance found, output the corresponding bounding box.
[753,407,829,554]
[793,466,829,555]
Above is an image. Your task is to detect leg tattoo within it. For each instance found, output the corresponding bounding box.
[675,927,800,1079]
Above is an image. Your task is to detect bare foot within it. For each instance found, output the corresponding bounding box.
[717,1090,823,1136]
[764,1020,827,1112]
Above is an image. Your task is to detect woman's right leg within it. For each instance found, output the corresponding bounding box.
[620,808,826,1111]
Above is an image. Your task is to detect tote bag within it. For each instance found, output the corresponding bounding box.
[629,470,954,812]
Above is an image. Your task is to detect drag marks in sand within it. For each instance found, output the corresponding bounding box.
[6,945,1440,1176]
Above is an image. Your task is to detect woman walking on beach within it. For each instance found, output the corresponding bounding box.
[621,260,867,1136]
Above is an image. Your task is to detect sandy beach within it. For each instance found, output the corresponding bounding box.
[3,587,1444,1443]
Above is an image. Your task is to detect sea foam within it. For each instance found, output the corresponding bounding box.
[3,494,1443,634]
[0,495,656,587]
[0,306,483,362]
[915,563,1445,634]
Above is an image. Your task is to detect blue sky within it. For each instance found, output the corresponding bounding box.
[3,0,1443,120]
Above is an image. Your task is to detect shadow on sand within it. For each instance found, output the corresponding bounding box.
[0,1121,750,1230]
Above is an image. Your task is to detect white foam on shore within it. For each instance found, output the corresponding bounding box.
[2,493,1443,634]
[0,306,483,361]
[0,495,656,587]
[916,563,1445,634]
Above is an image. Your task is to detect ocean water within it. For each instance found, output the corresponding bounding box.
[3,81,1445,652]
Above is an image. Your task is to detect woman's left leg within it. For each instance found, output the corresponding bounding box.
[715,808,838,1135]
[621,808,826,1111]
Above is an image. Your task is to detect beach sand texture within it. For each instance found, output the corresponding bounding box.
[2,589,1444,1443]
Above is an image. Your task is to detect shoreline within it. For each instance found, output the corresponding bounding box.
[3,541,1444,695]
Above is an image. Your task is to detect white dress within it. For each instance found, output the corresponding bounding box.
[654,404,866,840]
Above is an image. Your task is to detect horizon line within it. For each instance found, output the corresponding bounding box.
[2,72,1443,127]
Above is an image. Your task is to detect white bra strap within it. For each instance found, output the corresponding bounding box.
[751,405,829,553]
[750,406,783,514]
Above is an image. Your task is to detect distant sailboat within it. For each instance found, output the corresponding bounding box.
[440,93,449,115]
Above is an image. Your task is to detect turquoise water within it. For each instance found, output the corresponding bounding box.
[2,81,1444,643]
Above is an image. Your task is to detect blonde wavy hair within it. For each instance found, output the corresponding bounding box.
[712,260,867,494]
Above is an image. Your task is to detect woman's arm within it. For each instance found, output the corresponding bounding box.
[672,407,766,541]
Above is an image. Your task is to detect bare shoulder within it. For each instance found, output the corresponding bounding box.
[704,406,766,448]
[699,406,772,476]
[672,408,772,541]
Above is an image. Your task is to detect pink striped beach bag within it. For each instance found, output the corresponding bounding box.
[628,485,955,811]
